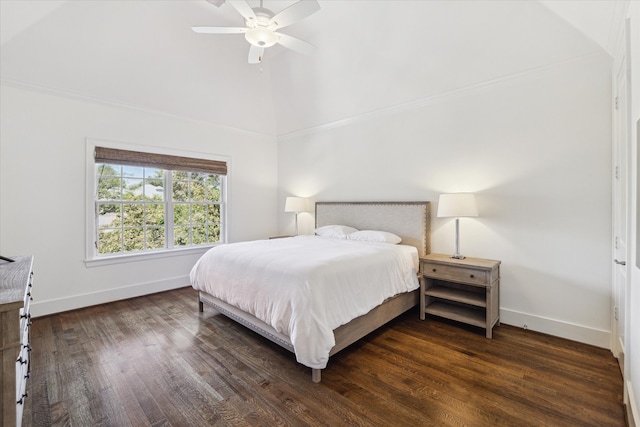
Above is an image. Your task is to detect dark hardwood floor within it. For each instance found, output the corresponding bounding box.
[23,287,626,426]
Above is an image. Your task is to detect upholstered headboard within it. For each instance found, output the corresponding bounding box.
[315,201,431,258]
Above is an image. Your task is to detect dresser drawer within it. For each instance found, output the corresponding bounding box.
[422,261,488,286]
[23,271,33,309]
[19,307,31,341]
[16,317,30,423]
[17,319,30,371]
[20,314,30,354]
[17,342,30,389]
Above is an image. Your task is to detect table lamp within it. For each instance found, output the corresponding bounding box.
[284,197,308,236]
[437,193,478,259]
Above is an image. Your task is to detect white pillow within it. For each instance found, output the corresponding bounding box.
[348,230,402,244]
[314,225,359,239]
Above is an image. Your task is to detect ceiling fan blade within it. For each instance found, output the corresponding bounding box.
[227,0,257,22]
[192,26,248,34]
[276,33,317,55]
[248,45,264,64]
[269,0,320,30]
[206,0,226,7]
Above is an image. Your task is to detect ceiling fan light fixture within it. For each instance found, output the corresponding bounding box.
[194,0,320,63]
[245,28,278,47]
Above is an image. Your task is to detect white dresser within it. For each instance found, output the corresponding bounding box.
[0,256,33,427]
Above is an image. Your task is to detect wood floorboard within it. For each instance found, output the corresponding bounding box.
[387,321,617,426]
[342,345,512,426]
[22,287,626,427]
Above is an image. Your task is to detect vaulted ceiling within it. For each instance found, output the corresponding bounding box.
[0,0,626,137]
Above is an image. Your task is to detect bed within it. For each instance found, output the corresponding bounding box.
[191,201,431,382]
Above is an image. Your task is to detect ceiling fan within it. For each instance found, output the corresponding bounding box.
[193,0,320,64]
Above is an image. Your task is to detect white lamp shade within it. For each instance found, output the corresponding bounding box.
[437,193,478,218]
[284,197,308,213]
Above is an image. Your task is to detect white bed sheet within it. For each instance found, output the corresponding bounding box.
[189,235,419,369]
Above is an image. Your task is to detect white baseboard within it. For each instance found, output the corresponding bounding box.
[30,276,190,317]
[500,308,611,349]
[628,380,639,427]
[33,287,613,349]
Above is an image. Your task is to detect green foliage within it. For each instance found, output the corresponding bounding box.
[96,164,222,255]
[97,165,121,212]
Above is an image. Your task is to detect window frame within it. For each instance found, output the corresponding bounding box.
[85,139,229,267]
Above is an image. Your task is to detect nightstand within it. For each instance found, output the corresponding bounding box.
[420,253,501,338]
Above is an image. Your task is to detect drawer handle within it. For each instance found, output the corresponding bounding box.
[432,268,437,272]
[470,274,475,278]
[17,392,28,405]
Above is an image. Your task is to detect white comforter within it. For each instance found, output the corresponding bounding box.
[189,235,419,369]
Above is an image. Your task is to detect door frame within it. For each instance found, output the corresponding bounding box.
[611,43,629,367]
[611,16,634,421]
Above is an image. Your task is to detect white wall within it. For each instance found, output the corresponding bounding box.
[0,84,279,317]
[278,53,613,348]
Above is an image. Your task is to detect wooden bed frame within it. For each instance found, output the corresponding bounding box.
[197,201,431,382]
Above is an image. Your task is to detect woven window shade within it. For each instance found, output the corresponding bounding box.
[95,147,227,175]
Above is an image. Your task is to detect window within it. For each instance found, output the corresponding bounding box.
[89,144,227,260]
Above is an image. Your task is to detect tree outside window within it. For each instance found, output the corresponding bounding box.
[96,164,223,256]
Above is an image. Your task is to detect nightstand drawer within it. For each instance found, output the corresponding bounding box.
[422,262,488,286]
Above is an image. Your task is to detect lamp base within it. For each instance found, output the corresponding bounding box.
[451,219,465,259]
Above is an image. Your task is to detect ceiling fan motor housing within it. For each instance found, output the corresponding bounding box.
[244,7,278,47]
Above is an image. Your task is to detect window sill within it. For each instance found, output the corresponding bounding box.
[84,244,220,268]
